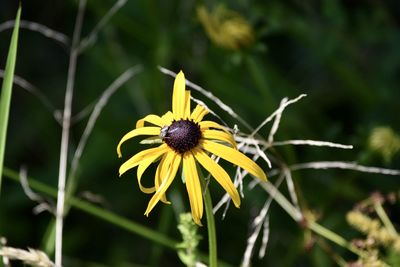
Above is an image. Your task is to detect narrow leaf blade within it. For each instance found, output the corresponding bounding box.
[0,6,21,194]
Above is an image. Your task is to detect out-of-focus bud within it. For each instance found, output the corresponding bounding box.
[197,5,255,50]
[368,127,400,163]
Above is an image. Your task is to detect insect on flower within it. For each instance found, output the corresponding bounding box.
[160,125,170,139]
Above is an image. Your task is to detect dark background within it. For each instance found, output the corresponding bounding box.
[1,0,399,266]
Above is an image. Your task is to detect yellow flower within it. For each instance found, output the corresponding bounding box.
[197,5,255,50]
[117,71,267,225]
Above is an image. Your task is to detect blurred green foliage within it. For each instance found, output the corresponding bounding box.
[0,0,399,266]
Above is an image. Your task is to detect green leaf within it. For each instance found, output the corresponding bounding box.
[0,5,21,194]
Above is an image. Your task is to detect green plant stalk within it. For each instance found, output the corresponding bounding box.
[308,221,363,257]
[199,170,217,267]
[374,201,398,237]
[0,6,21,194]
[2,167,177,249]
[260,180,368,258]
[3,167,233,267]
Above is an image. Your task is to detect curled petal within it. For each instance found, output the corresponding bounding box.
[137,144,168,193]
[119,145,166,176]
[201,140,267,182]
[144,152,181,216]
[183,153,203,225]
[155,151,174,203]
[194,148,240,207]
[136,114,164,128]
[117,127,160,157]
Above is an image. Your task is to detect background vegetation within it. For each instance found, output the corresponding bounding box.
[1,0,399,266]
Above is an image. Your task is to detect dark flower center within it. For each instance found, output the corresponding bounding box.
[161,119,202,154]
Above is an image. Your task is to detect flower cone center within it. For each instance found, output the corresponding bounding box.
[162,119,202,153]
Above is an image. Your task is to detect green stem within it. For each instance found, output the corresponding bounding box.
[199,172,217,267]
[260,180,367,258]
[308,221,363,257]
[374,201,398,237]
[2,167,177,249]
[3,167,233,267]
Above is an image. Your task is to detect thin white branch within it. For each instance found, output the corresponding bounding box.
[283,168,300,211]
[78,0,128,53]
[238,139,272,168]
[190,96,230,128]
[242,174,285,267]
[67,66,141,199]
[19,166,54,215]
[290,161,400,176]
[0,20,69,47]
[158,66,254,131]
[55,1,86,266]
[0,70,61,123]
[258,215,270,259]
[268,97,287,143]
[271,140,353,149]
[250,94,307,138]
[236,136,354,150]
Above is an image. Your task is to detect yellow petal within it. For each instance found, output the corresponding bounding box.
[136,114,164,128]
[137,144,168,194]
[183,90,191,119]
[194,148,240,207]
[201,140,267,182]
[119,145,166,176]
[144,152,181,216]
[183,153,203,225]
[202,129,237,148]
[161,111,174,125]
[199,120,231,134]
[172,71,186,119]
[190,104,209,122]
[155,153,170,203]
[117,127,160,158]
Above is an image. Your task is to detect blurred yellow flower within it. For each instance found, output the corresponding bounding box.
[197,5,255,50]
[117,71,267,225]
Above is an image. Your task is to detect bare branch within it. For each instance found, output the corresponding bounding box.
[66,66,142,201]
[290,161,400,176]
[283,167,300,211]
[19,166,54,215]
[55,1,86,266]
[158,66,254,131]
[271,140,353,149]
[78,0,128,53]
[0,70,61,124]
[242,174,285,267]
[236,136,353,150]
[268,97,287,143]
[0,20,69,48]
[190,96,230,128]
[250,94,307,138]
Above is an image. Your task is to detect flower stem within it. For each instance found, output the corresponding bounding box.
[374,201,398,237]
[199,172,218,267]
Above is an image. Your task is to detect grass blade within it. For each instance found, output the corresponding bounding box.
[0,6,21,194]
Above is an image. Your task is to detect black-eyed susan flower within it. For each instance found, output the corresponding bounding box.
[117,71,266,225]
